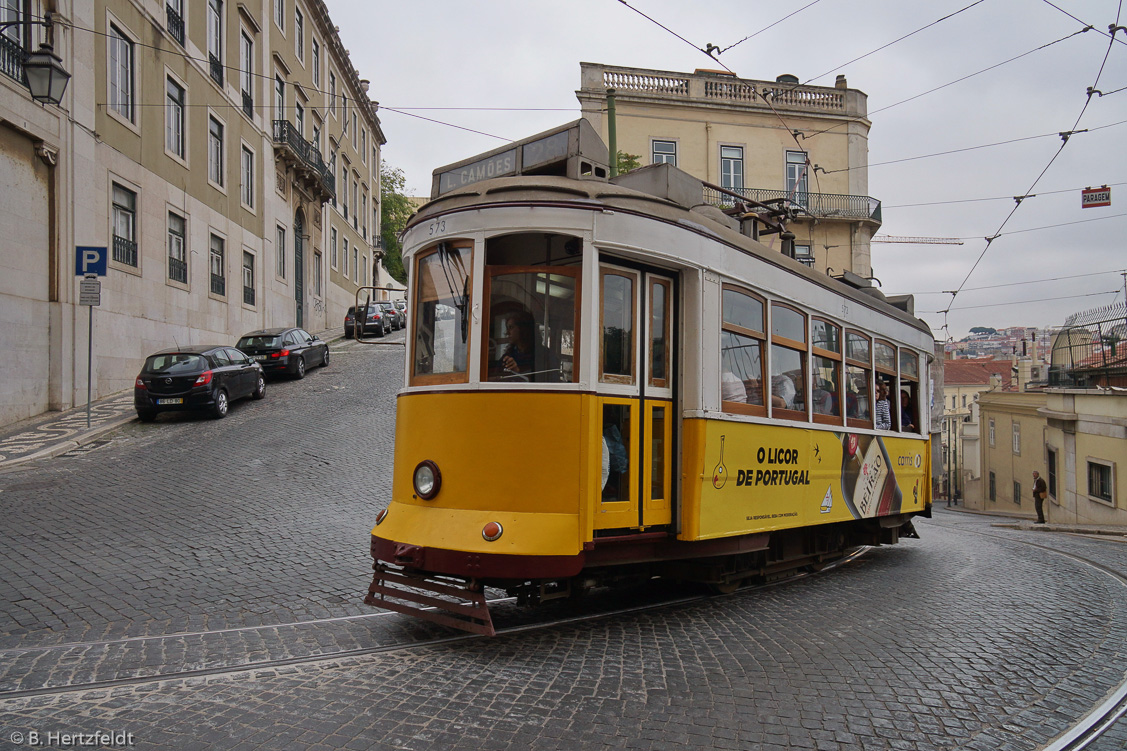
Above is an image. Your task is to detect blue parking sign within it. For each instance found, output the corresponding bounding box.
[76,246,108,276]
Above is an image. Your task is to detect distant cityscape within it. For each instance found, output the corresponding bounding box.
[944,327,1053,361]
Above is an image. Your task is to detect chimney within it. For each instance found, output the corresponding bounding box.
[835,74,848,89]
[1018,359,1033,391]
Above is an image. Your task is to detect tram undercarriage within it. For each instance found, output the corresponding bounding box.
[364,516,921,636]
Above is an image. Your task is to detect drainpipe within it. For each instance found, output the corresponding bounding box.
[607,88,617,177]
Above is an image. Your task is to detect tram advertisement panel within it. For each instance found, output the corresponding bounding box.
[685,419,928,540]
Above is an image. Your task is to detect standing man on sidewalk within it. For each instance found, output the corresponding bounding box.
[1033,471,1048,524]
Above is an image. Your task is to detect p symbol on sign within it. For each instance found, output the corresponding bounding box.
[75,246,108,277]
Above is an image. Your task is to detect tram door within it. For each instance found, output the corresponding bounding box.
[596,263,675,532]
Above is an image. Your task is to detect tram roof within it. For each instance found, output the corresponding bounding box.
[410,166,933,343]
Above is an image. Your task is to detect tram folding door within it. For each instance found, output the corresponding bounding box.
[596,264,675,532]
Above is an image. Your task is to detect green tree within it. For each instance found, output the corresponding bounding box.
[379,162,412,284]
[617,151,642,175]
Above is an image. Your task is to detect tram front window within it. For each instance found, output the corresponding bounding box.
[485,270,578,383]
[412,242,472,384]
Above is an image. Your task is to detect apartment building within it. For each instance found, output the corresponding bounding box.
[0,0,386,427]
[576,63,880,277]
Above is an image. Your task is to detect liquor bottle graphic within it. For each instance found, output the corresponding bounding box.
[712,435,728,489]
[840,433,902,518]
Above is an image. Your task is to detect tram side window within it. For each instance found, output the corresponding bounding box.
[411,242,473,385]
[875,340,897,430]
[720,286,766,416]
[770,303,807,421]
[811,318,842,424]
[899,349,920,433]
[845,331,872,428]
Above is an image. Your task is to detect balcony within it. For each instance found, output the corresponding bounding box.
[272,120,335,201]
[241,90,253,119]
[704,186,882,223]
[208,54,223,86]
[166,5,184,46]
[0,34,27,89]
[168,256,187,283]
[243,285,255,306]
[210,274,225,296]
[112,235,137,267]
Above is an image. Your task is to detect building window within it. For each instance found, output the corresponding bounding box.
[352,178,359,229]
[165,77,185,157]
[785,150,809,207]
[329,71,336,116]
[1012,422,1021,455]
[340,163,349,217]
[720,145,743,192]
[240,146,254,207]
[989,471,996,501]
[1013,481,1021,505]
[1047,447,1058,498]
[274,76,285,122]
[209,234,225,295]
[273,0,284,30]
[276,225,286,278]
[111,183,137,267]
[294,7,304,61]
[361,129,367,162]
[342,237,349,277]
[239,32,253,116]
[952,395,957,409]
[989,418,995,447]
[166,0,185,45]
[353,245,359,282]
[1088,460,1114,504]
[208,116,224,186]
[109,25,134,122]
[312,117,321,153]
[207,0,223,85]
[311,38,320,86]
[652,140,677,166]
[962,395,967,408]
[168,211,187,282]
[330,227,338,269]
[351,112,358,148]
[313,251,322,295]
[295,103,304,136]
[242,251,255,305]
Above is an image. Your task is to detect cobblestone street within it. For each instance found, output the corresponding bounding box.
[1,335,1126,750]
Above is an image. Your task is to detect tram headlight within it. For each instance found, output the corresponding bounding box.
[413,460,441,500]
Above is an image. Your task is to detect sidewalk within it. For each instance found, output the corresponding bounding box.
[938,501,1127,538]
[0,327,349,471]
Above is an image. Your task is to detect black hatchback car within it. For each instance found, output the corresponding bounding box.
[134,345,264,421]
[236,327,329,379]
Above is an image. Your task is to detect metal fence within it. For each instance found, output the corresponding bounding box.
[1048,301,1127,388]
[703,186,881,221]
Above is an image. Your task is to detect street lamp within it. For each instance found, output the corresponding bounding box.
[2,13,71,106]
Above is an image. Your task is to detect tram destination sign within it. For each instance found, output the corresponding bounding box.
[1081,185,1110,208]
[438,149,518,195]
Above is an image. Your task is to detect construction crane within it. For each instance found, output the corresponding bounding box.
[872,236,964,245]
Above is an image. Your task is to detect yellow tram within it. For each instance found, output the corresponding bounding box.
[365,121,933,635]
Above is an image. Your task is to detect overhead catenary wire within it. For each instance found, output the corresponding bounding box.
[884,181,1127,209]
[911,268,1127,295]
[923,290,1121,313]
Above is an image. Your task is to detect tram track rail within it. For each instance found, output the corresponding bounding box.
[0,553,864,702]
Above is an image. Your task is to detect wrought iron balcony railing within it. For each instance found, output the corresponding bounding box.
[243,285,255,305]
[113,235,137,267]
[166,5,184,46]
[208,54,223,86]
[272,119,335,199]
[0,34,28,89]
[168,256,187,283]
[241,90,253,118]
[210,274,225,296]
[704,186,882,222]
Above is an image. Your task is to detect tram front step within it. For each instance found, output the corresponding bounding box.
[364,564,495,637]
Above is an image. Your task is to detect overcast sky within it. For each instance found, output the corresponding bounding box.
[331,0,1126,341]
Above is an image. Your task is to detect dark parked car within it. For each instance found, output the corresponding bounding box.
[134,345,264,421]
[344,304,388,338]
[393,299,407,324]
[376,302,404,330]
[236,327,329,379]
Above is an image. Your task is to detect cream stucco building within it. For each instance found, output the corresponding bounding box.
[1,0,389,428]
[576,62,880,277]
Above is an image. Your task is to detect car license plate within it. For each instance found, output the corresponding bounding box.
[254,355,267,361]
[156,398,183,405]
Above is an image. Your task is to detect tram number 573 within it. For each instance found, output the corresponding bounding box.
[428,219,447,236]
